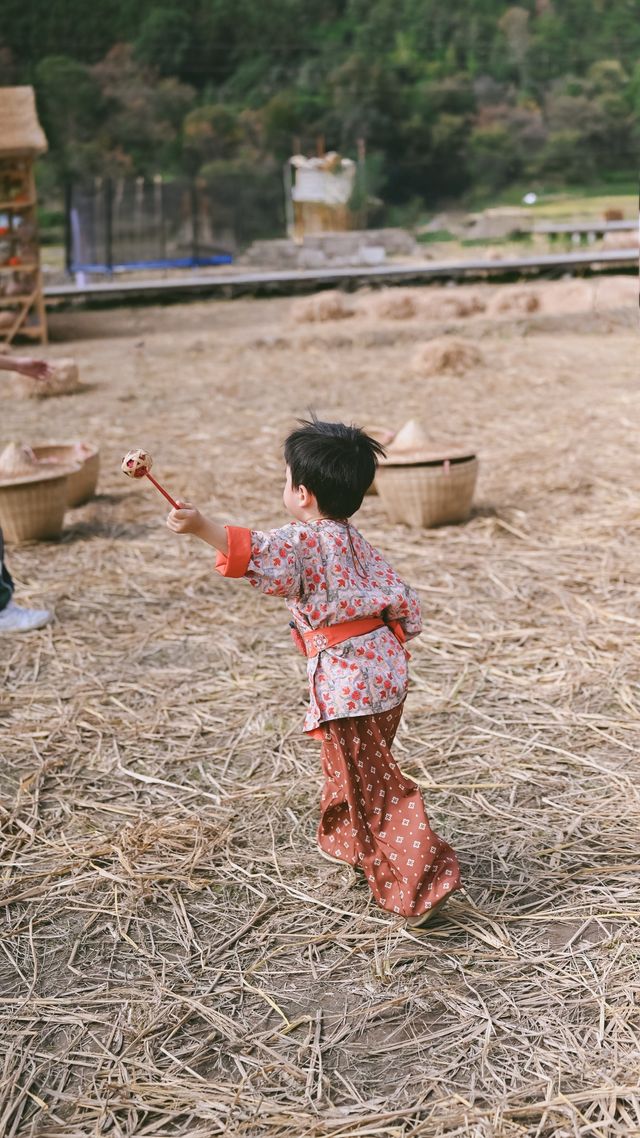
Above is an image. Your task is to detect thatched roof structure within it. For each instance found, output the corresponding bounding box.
[0,86,47,157]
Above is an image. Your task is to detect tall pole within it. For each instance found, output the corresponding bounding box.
[190,180,199,265]
[105,177,113,274]
[64,180,72,275]
[357,137,367,228]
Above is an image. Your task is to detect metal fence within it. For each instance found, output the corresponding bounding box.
[66,177,236,274]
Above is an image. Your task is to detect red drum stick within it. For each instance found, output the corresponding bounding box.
[121,448,180,510]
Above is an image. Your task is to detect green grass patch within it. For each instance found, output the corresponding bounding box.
[467,183,637,220]
[416,229,457,243]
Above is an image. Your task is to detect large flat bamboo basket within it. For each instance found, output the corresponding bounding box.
[376,456,478,527]
[31,443,100,507]
[0,466,78,542]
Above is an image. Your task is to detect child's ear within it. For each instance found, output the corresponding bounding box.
[298,483,315,508]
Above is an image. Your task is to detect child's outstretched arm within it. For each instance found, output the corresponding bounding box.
[168,508,302,598]
[166,504,229,556]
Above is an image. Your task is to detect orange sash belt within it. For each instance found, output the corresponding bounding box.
[290,616,406,658]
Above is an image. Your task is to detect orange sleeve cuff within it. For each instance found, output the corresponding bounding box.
[215,526,253,578]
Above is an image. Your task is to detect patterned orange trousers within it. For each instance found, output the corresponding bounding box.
[317,703,461,917]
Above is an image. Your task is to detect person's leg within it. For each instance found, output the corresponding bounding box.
[0,526,52,633]
[319,705,462,918]
[0,527,14,611]
[317,723,360,866]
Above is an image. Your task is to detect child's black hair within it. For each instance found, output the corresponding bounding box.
[284,417,386,519]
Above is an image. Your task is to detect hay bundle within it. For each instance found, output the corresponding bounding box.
[489,289,540,316]
[369,290,419,320]
[539,279,593,315]
[423,292,487,320]
[448,293,487,317]
[296,332,354,351]
[592,275,638,310]
[291,290,355,323]
[12,357,81,399]
[411,337,484,376]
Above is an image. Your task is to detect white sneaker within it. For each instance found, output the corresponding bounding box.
[0,599,52,633]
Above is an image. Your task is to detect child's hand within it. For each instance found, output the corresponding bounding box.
[166,504,228,554]
[166,502,203,536]
[3,357,55,381]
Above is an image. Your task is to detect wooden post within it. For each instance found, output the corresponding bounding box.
[283,161,294,240]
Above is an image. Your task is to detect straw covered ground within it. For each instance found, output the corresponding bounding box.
[1,277,639,1137]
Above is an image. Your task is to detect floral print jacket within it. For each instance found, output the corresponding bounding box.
[215,518,422,732]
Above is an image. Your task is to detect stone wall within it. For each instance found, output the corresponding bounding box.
[240,228,418,269]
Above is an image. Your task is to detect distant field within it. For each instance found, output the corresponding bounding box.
[528,192,638,219]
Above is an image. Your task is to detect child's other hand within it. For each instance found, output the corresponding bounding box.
[166,502,203,535]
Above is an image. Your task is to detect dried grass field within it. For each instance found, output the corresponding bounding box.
[1,277,639,1137]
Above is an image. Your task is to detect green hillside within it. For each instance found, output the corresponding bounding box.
[2,1,638,216]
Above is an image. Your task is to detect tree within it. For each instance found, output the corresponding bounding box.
[535,129,592,182]
[4,0,639,216]
[498,6,531,91]
[183,105,241,171]
[34,56,105,177]
[0,39,17,85]
[134,8,192,78]
[469,124,519,194]
[91,45,195,176]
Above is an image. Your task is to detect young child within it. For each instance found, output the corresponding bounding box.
[167,418,461,927]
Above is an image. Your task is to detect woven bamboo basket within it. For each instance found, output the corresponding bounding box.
[0,466,78,543]
[376,454,478,527]
[31,443,100,507]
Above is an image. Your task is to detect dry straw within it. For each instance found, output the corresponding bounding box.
[370,290,419,320]
[0,279,639,1136]
[291,290,356,323]
[488,288,541,316]
[411,337,485,376]
[0,86,48,157]
[11,358,81,399]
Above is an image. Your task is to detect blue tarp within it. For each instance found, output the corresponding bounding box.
[69,254,233,274]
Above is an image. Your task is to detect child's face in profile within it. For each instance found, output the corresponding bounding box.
[283,466,303,520]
